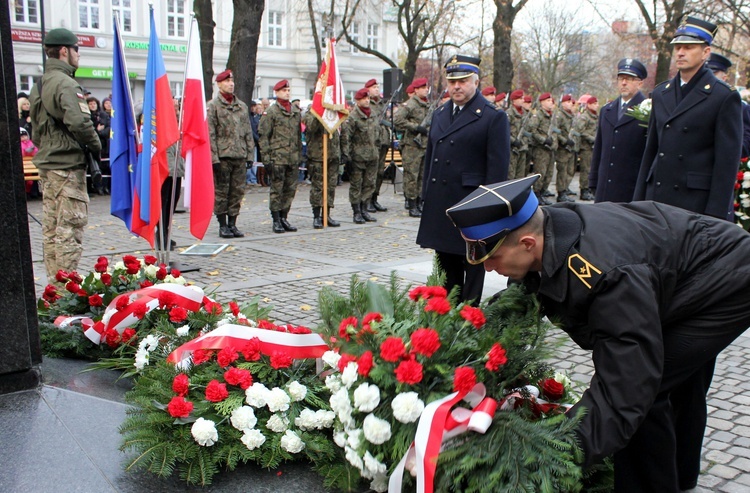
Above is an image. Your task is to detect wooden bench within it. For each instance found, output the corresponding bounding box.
[23,156,40,181]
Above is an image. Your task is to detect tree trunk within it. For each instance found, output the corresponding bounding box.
[493,0,527,92]
[193,0,215,101]
[227,0,265,104]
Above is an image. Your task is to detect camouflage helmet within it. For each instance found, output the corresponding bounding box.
[44,28,79,46]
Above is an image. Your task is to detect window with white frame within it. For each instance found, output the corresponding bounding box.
[112,0,133,33]
[367,23,379,51]
[78,0,100,30]
[167,0,187,38]
[268,11,283,47]
[18,75,34,94]
[14,0,39,24]
[350,22,360,53]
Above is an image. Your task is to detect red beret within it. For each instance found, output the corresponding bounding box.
[274,79,289,91]
[577,94,592,105]
[216,69,233,82]
[481,86,496,96]
[587,96,598,104]
[510,89,524,100]
[496,92,507,102]
[411,77,428,89]
[364,79,378,88]
[355,88,370,100]
[406,84,414,94]
[561,94,573,103]
[523,95,532,103]
[538,92,552,102]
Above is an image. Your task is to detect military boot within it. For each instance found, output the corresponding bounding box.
[280,209,297,232]
[542,189,554,197]
[404,198,410,209]
[580,188,595,201]
[565,188,577,196]
[352,203,365,224]
[271,211,285,233]
[416,196,423,213]
[360,202,377,222]
[364,199,377,213]
[217,214,233,238]
[328,207,341,228]
[536,192,553,206]
[407,198,422,217]
[556,192,574,203]
[371,194,387,212]
[313,207,324,229]
[227,215,245,237]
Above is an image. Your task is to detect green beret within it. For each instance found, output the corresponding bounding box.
[44,28,79,46]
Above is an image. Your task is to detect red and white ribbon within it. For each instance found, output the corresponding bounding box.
[53,315,100,343]
[500,390,573,415]
[389,383,497,493]
[167,324,329,367]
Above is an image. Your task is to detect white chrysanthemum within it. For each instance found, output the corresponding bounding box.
[554,372,572,388]
[216,318,230,327]
[294,408,318,430]
[345,446,364,470]
[191,418,218,446]
[333,430,347,448]
[346,428,363,450]
[134,350,149,370]
[364,451,387,478]
[362,414,391,445]
[143,264,159,278]
[241,429,266,450]
[287,381,307,402]
[266,387,291,413]
[321,350,341,369]
[330,388,353,427]
[325,374,342,393]
[175,325,190,337]
[341,362,359,388]
[245,382,270,408]
[370,474,388,493]
[353,382,381,413]
[639,98,651,111]
[316,409,335,428]
[266,413,290,433]
[391,392,425,423]
[230,406,257,431]
[280,430,305,453]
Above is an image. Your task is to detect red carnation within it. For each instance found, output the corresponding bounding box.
[158,291,176,309]
[485,343,508,372]
[224,367,253,389]
[104,328,120,348]
[203,301,222,315]
[338,316,358,341]
[156,266,168,280]
[380,337,407,362]
[167,396,194,418]
[171,268,181,277]
[229,301,240,317]
[258,319,277,330]
[121,328,137,344]
[65,281,80,293]
[361,312,383,332]
[205,379,229,402]
[395,359,423,385]
[425,296,451,315]
[115,296,130,311]
[100,273,112,286]
[337,353,358,373]
[270,351,293,369]
[460,305,486,329]
[216,346,239,367]
[88,294,103,307]
[143,254,158,265]
[240,338,261,361]
[409,285,448,301]
[172,373,190,396]
[192,349,213,365]
[410,328,441,357]
[357,351,374,377]
[540,378,565,401]
[55,270,69,283]
[169,306,188,323]
[453,366,477,394]
[139,280,154,288]
[133,303,149,319]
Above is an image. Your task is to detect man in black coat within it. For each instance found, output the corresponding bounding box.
[634,17,742,221]
[706,52,750,160]
[447,175,750,493]
[589,58,648,202]
[416,54,509,304]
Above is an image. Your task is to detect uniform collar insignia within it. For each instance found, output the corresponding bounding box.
[567,253,602,289]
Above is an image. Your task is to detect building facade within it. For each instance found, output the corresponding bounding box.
[10,0,399,104]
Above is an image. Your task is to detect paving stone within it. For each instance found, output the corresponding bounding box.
[707,417,735,431]
[706,450,734,464]
[707,464,741,480]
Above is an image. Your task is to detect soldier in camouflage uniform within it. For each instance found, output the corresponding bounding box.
[341,88,381,224]
[522,95,535,181]
[393,77,430,217]
[555,94,577,202]
[365,79,390,212]
[527,92,557,205]
[207,70,255,238]
[259,79,303,233]
[507,90,529,180]
[304,110,342,229]
[29,28,101,280]
[571,96,598,201]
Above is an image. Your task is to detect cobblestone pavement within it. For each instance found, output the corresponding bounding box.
[24,175,750,491]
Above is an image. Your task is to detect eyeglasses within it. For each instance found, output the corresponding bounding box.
[68,46,79,53]
[617,75,639,82]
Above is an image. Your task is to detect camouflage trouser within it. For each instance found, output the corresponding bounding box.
[555,149,575,192]
[308,158,339,208]
[269,163,299,212]
[374,145,389,195]
[401,145,425,200]
[532,147,555,193]
[349,158,378,204]
[39,167,89,279]
[509,151,527,180]
[578,147,592,189]
[213,157,246,216]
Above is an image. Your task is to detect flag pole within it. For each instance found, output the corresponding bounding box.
[322,133,328,228]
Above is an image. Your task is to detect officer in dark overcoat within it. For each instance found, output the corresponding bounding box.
[416,54,509,304]
[705,52,750,160]
[589,59,648,203]
[447,175,750,493]
[634,17,742,221]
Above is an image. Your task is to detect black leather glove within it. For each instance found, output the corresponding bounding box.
[380,119,393,129]
[416,125,428,136]
[543,137,553,146]
[212,162,220,173]
[511,139,520,148]
[566,139,575,148]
